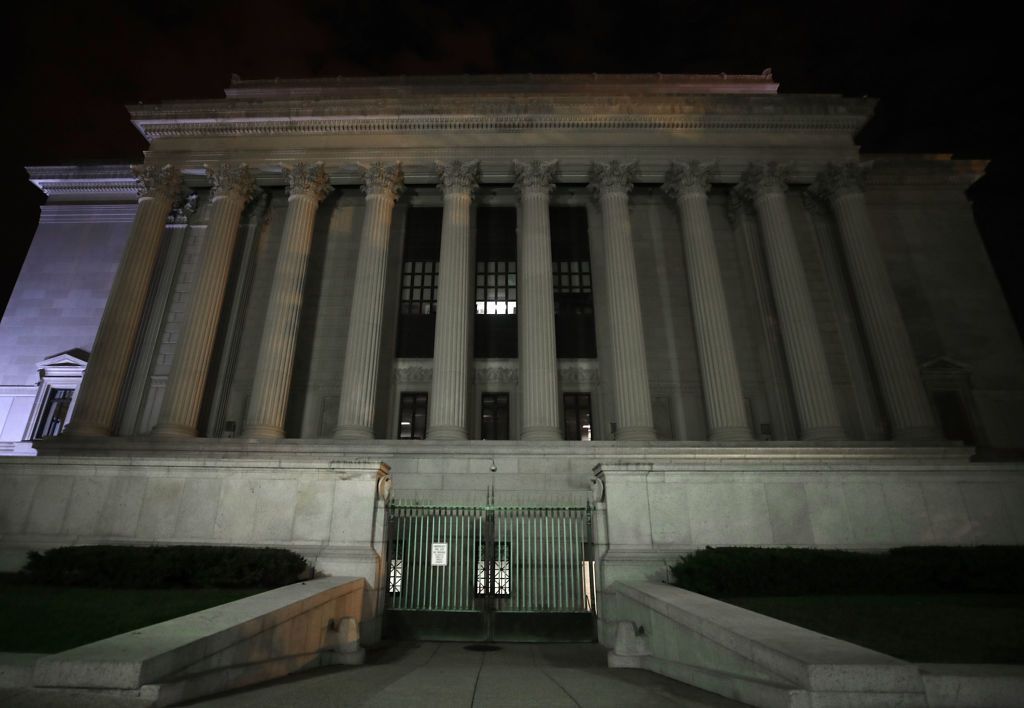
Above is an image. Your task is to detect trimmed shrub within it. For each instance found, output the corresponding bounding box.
[21,545,309,589]
[670,546,1024,596]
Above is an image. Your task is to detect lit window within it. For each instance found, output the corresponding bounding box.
[398,392,428,440]
[563,393,592,441]
[476,542,511,596]
[475,261,517,315]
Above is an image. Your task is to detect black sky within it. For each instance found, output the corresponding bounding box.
[5,1,1021,333]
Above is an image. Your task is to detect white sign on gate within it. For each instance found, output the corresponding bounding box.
[431,542,448,566]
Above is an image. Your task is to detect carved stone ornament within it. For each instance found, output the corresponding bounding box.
[475,366,518,384]
[734,161,793,201]
[132,164,183,201]
[395,365,432,384]
[512,159,558,194]
[558,363,600,384]
[361,162,404,201]
[205,162,259,203]
[167,192,199,224]
[588,161,638,196]
[283,161,333,202]
[436,160,480,195]
[590,476,605,503]
[808,161,870,201]
[663,161,716,197]
[726,189,754,226]
[377,470,393,502]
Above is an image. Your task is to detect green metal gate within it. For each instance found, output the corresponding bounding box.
[383,502,596,641]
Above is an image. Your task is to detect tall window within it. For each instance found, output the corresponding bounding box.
[551,207,597,358]
[563,392,592,441]
[35,388,74,438]
[396,208,442,357]
[475,207,518,357]
[481,392,510,440]
[397,392,428,439]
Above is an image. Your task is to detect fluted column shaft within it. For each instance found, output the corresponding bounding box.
[154,164,256,438]
[515,160,562,440]
[245,163,332,439]
[67,165,181,436]
[334,163,404,439]
[739,163,845,440]
[590,162,655,441]
[665,163,752,441]
[815,163,939,440]
[428,161,478,440]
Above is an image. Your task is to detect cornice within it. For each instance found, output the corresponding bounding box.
[27,164,138,201]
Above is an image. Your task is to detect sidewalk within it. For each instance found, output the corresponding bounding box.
[184,641,748,707]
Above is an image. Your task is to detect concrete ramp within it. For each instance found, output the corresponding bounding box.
[30,576,367,706]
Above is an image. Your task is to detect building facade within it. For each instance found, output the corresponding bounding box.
[1,75,1023,635]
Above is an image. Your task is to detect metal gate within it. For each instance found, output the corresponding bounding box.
[383,502,596,641]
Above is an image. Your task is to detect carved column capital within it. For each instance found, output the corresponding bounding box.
[282,161,333,202]
[132,164,183,201]
[513,159,559,194]
[663,161,716,197]
[205,163,259,202]
[588,161,638,196]
[167,192,199,224]
[436,160,480,195]
[809,161,870,201]
[734,161,793,202]
[361,162,404,202]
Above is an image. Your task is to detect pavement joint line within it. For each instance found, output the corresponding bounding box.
[534,646,583,708]
[468,645,486,706]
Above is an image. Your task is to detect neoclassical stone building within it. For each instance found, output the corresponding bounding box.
[1,74,1022,635]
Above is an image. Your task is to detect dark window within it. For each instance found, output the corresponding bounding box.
[398,392,428,439]
[35,388,73,438]
[396,208,442,357]
[551,207,597,358]
[475,207,518,357]
[932,390,976,445]
[481,392,510,440]
[563,392,593,441]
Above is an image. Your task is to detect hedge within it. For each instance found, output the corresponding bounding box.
[21,545,309,589]
[669,546,1024,596]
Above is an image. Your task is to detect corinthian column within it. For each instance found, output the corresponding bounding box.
[427,161,479,440]
[153,163,257,438]
[812,163,939,440]
[244,162,332,439]
[735,162,845,441]
[664,162,752,441]
[334,162,404,439]
[589,161,655,441]
[66,165,182,437]
[514,160,562,440]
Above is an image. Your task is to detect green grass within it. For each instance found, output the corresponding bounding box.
[724,594,1024,664]
[0,579,262,653]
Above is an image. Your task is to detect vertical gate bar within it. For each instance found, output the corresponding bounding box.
[571,509,581,611]
[455,508,462,610]
[430,510,438,611]
[526,510,532,611]
[411,508,420,610]
[418,508,427,609]
[445,508,452,611]
[539,511,545,610]
[559,510,566,611]
[396,508,404,610]
[567,509,576,611]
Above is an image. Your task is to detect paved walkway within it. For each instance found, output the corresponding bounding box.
[185,642,748,707]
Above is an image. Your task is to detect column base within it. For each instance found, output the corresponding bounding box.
[427,425,467,441]
[893,425,943,442]
[333,425,374,440]
[243,423,285,440]
[709,426,754,442]
[62,421,112,438]
[151,422,198,439]
[521,426,562,441]
[800,426,847,442]
[615,426,657,442]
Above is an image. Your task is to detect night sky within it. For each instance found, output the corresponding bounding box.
[5,1,1020,335]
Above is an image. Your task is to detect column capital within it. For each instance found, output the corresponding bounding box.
[282,161,333,202]
[734,161,793,202]
[663,161,716,197]
[588,161,638,196]
[513,159,558,194]
[360,161,404,202]
[436,160,480,195]
[205,162,259,203]
[132,164,182,201]
[809,161,871,201]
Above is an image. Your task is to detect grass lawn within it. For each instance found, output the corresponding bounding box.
[724,594,1024,664]
[0,578,262,653]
